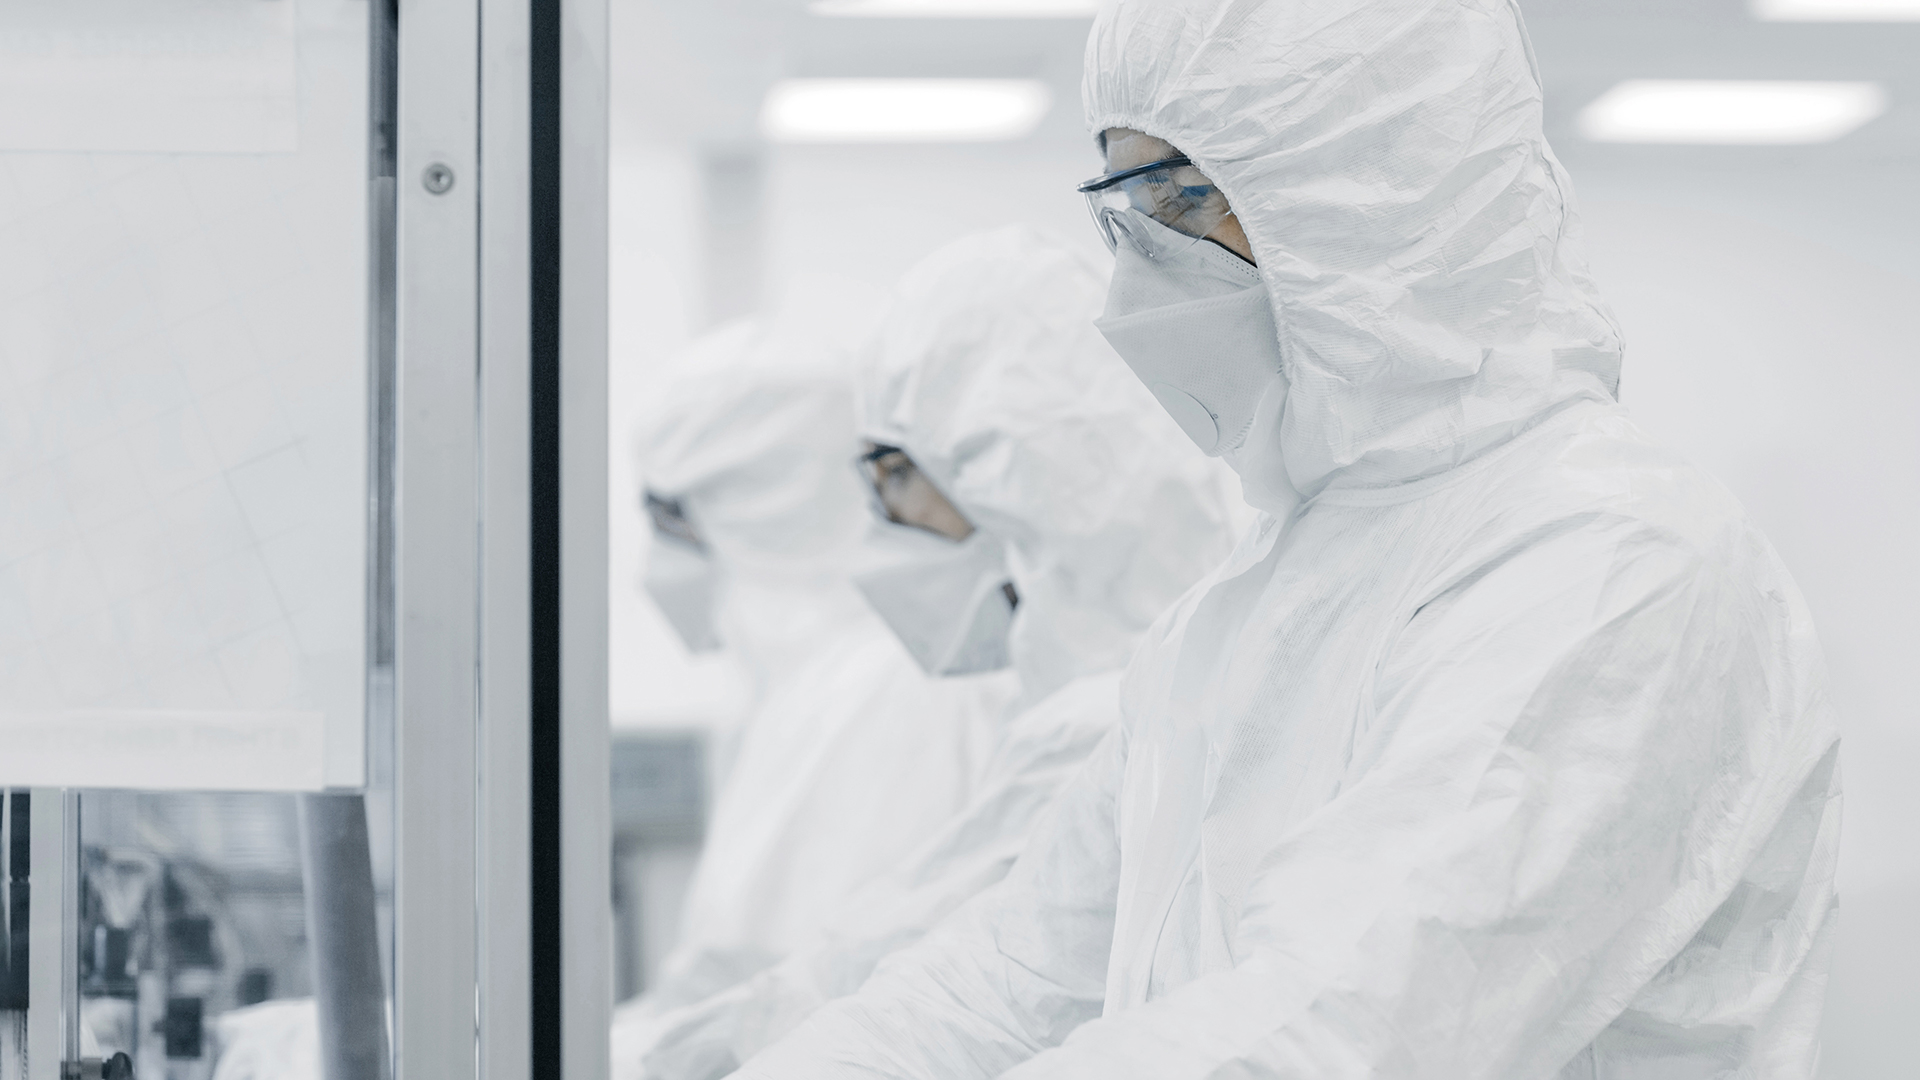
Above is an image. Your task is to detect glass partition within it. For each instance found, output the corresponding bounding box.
[0,0,371,792]
[0,1,386,1077]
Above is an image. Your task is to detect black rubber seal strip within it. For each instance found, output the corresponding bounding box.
[529,0,564,1074]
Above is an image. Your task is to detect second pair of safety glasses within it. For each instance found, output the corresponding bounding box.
[855,443,976,543]
[645,490,707,551]
[1076,155,1235,257]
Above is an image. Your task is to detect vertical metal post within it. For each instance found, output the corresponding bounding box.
[477,1,534,1078]
[26,792,61,1080]
[386,0,608,1076]
[558,0,612,1065]
[367,0,400,740]
[2,793,25,1011]
[298,795,391,1080]
[392,0,480,1074]
[57,795,77,1072]
[360,6,402,1078]
[528,0,611,1075]
[2,792,28,1080]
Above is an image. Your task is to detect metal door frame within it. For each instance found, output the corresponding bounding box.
[392,0,608,1074]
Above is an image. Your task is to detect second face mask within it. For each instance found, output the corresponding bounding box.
[852,521,1017,678]
[645,532,722,654]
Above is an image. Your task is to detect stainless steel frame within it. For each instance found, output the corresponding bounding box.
[390,0,608,1075]
[560,0,613,1067]
[478,0,534,1062]
[26,791,60,1080]
[391,0,480,1071]
[1,0,609,1074]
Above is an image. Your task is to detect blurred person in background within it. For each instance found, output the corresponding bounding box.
[617,310,1019,1024]
[616,226,1240,1080]
[731,0,1842,1076]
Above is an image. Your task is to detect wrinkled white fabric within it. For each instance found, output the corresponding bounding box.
[733,2,1841,1078]
[620,315,1017,1019]
[860,227,1240,711]
[635,320,871,698]
[624,672,1127,1080]
[618,228,1238,1080]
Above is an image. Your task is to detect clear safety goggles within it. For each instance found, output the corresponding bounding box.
[644,490,707,551]
[1076,155,1235,257]
[855,443,976,542]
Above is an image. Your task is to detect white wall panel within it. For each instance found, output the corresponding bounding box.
[1579,190,1920,1077]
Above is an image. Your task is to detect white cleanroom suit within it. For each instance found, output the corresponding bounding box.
[618,318,1017,1020]
[733,1,1842,1077]
[619,227,1240,1080]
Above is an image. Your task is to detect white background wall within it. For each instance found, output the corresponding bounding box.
[1575,175,1920,1075]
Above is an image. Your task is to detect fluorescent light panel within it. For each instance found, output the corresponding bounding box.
[1578,80,1886,144]
[1752,0,1920,20]
[810,0,1098,17]
[761,78,1052,143]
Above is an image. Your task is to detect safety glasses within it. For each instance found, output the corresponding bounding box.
[1076,155,1234,257]
[855,443,976,542]
[644,490,707,551]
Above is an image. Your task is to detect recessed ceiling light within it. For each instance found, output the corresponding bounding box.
[1752,0,1920,20]
[760,79,1053,143]
[810,0,1098,16]
[1577,80,1887,144]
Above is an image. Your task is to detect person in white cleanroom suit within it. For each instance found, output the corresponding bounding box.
[615,227,1239,1080]
[732,1,1842,1077]
[616,318,1018,1022]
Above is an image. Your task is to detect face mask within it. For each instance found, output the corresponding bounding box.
[1093,209,1289,459]
[645,533,722,653]
[1220,373,1300,517]
[852,520,1017,677]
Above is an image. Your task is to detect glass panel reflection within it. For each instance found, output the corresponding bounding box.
[0,0,370,791]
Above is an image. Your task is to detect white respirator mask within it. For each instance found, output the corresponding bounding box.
[643,492,722,653]
[852,520,1017,677]
[1094,209,1299,514]
[645,535,721,653]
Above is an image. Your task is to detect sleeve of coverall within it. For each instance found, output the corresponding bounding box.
[730,720,1128,1080]
[991,522,1833,1079]
[630,676,1125,1080]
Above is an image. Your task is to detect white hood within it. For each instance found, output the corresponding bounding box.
[1084,0,1624,494]
[637,317,874,689]
[860,226,1237,704]
[630,309,1024,1019]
